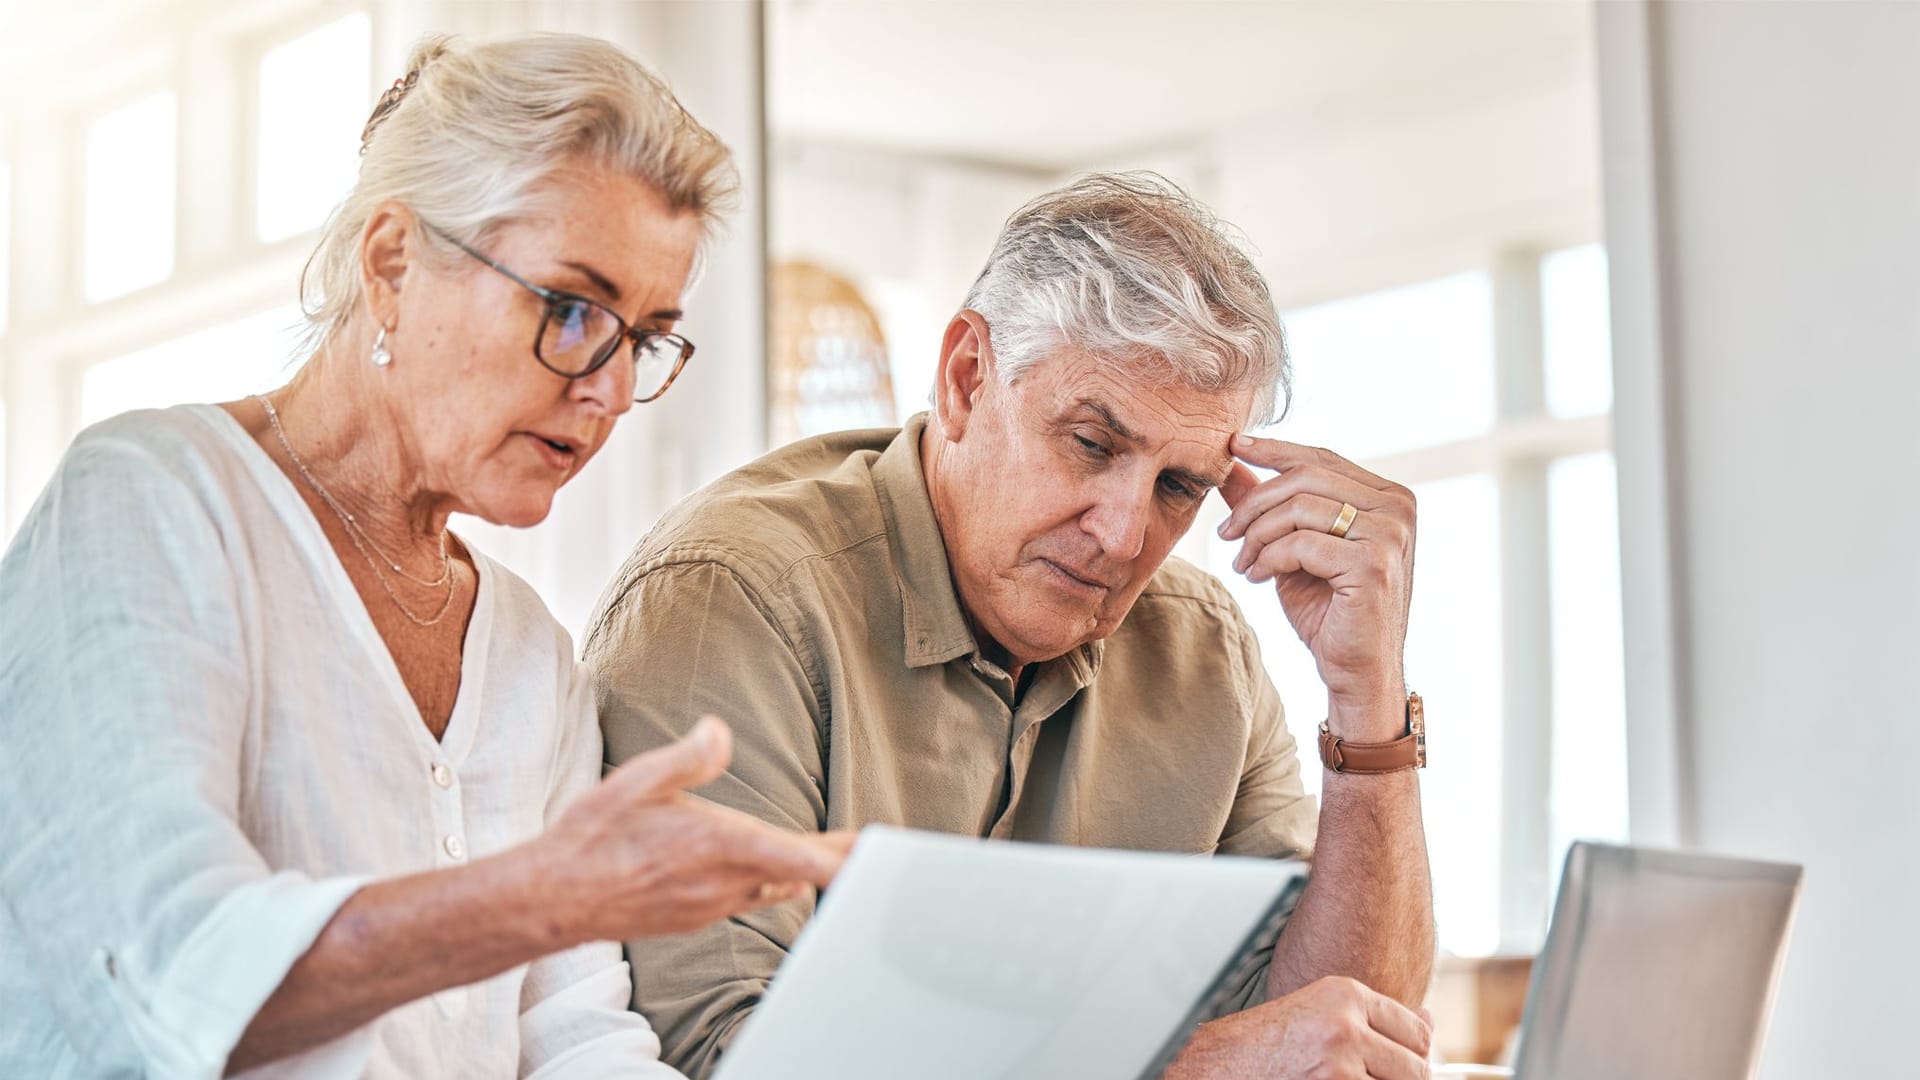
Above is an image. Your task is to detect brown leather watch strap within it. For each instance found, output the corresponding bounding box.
[1318,692,1427,774]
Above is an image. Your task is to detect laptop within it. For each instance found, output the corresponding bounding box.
[1473,841,1804,1080]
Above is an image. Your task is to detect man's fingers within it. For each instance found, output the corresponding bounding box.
[605,715,733,799]
[1220,460,1260,508]
[1361,1030,1433,1080]
[1232,433,1394,489]
[1243,530,1356,586]
[1363,988,1434,1058]
[1217,463,1392,541]
[1230,492,1351,573]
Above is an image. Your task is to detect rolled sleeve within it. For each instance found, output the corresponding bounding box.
[119,873,373,1077]
[0,433,370,1077]
[584,558,827,1079]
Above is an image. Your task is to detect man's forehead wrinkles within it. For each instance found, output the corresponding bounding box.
[1046,361,1245,472]
[1074,412,1235,490]
[1077,398,1138,441]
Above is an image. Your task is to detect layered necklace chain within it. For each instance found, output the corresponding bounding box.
[255,394,457,627]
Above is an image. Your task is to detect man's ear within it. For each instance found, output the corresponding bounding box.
[358,201,418,330]
[931,310,996,442]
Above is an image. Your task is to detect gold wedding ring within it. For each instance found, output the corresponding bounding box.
[1329,502,1359,539]
[752,883,779,903]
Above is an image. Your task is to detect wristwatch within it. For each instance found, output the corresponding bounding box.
[1318,692,1426,774]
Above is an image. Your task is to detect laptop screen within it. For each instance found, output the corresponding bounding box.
[1512,842,1803,1080]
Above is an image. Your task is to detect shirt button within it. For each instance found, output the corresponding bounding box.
[443,834,466,860]
[431,763,453,788]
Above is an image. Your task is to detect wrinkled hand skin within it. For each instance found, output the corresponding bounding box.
[1219,435,1417,743]
[1162,976,1433,1080]
[535,716,855,943]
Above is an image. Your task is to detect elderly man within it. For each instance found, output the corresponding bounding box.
[585,173,1435,1079]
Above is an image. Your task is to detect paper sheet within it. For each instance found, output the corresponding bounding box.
[714,826,1306,1080]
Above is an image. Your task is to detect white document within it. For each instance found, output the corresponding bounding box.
[714,826,1307,1080]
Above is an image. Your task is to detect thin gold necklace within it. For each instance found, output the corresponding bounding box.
[255,394,457,627]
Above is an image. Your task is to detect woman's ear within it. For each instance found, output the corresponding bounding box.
[358,201,418,328]
[931,310,996,442]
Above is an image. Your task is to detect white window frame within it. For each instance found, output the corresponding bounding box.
[1241,242,1618,954]
[0,0,371,536]
[1594,0,1688,854]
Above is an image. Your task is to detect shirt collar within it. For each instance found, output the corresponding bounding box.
[871,414,976,668]
[870,413,1106,687]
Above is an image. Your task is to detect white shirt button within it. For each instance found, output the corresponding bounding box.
[443,834,466,860]
[431,763,453,788]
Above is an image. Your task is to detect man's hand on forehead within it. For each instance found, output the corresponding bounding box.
[1215,431,1418,741]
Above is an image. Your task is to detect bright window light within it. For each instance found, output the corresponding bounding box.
[84,93,177,303]
[1206,470,1504,957]
[1542,245,1613,418]
[1403,472,1505,956]
[256,12,371,242]
[1547,452,1629,870]
[865,276,944,423]
[1204,508,1332,803]
[1268,273,1497,459]
[1,159,11,334]
[81,305,306,426]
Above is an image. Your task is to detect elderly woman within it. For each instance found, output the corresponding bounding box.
[0,34,844,1078]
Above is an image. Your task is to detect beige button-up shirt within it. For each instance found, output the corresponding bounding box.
[585,415,1317,1078]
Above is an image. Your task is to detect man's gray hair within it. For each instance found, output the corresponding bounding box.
[962,172,1291,426]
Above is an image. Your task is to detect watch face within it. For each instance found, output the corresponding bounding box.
[1409,692,1427,768]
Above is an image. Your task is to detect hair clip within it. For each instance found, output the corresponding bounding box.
[360,69,421,155]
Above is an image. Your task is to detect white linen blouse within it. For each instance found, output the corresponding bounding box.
[0,405,681,1079]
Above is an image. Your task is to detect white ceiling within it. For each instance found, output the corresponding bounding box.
[767,0,1595,170]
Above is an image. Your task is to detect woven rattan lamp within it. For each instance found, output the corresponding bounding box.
[769,260,897,446]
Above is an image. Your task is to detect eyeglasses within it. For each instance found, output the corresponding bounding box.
[428,224,694,403]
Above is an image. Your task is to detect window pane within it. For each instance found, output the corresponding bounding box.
[1405,473,1504,956]
[256,13,371,242]
[80,306,305,425]
[1268,273,1496,459]
[0,158,11,334]
[1547,452,1629,870]
[1203,504,1328,804]
[864,276,944,424]
[1204,471,1504,956]
[84,93,177,303]
[1542,244,1613,418]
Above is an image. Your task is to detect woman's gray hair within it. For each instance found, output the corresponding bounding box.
[300,33,738,354]
[962,172,1291,425]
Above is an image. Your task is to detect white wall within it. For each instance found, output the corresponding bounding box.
[769,139,1050,413]
[1207,58,1600,312]
[1599,3,1920,1075]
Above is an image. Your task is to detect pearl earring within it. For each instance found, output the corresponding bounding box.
[371,328,393,367]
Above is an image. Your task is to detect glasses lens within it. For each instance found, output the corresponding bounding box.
[539,297,622,376]
[633,334,688,401]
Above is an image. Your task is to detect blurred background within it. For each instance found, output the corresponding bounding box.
[0,1,1913,1075]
